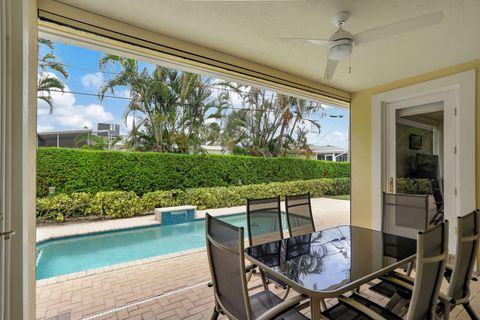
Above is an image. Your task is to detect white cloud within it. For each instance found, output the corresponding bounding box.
[81,72,104,89]
[310,130,348,148]
[37,77,115,132]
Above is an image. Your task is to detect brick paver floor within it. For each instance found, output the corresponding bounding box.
[36,201,480,320]
[37,246,480,320]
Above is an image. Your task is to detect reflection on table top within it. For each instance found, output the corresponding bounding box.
[245,225,417,296]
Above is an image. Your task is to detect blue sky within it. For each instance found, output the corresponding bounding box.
[37,41,349,148]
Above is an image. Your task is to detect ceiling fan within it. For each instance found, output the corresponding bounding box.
[277,11,444,80]
[181,1,444,80]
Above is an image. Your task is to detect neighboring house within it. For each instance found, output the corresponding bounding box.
[311,145,349,162]
[37,129,92,148]
[37,123,125,149]
[284,145,349,161]
[201,145,226,155]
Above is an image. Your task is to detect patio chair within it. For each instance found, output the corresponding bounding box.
[381,192,431,239]
[376,210,479,319]
[247,196,290,297]
[285,193,315,237]
[440,209,479,319]
[321,220,449,320]
[205,213,309,320]
[369,192,434,296]
[247,196,284,247]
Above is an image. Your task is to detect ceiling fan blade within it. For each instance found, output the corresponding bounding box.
[353,11,444,45]
[324,59,339,80]
[275,38,332,46]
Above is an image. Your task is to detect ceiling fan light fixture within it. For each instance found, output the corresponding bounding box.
[328,40,352,60]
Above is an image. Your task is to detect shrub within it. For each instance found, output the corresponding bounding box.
[37,148,350,196]
[186,178,336,210]
[36,178,351,221]
[141,189,187,212]
[329,178,351,196]
[86,191,143,219]
[36,192,90,222]
[396,178,431,194]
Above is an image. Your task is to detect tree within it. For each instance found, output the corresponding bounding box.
[98,55,222,153]
[74,133,121,150]
[220,87,324,157]
[37,38,69,114]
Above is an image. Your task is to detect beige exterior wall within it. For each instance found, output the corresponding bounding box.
[350,59,480,266]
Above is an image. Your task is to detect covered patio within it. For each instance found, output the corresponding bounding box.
[2,0,480,319]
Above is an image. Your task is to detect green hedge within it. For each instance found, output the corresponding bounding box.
[37,148,350,197]
[36,178,350,221]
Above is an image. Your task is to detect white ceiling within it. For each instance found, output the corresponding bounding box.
[57,0,480,92]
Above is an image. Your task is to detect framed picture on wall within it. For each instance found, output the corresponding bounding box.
[409,134,422,150]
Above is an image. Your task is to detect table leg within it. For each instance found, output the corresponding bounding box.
[310,296,323,320]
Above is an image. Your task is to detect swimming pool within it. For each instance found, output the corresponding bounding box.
[36,213,287,280]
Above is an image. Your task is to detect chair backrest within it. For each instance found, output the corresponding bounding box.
[205,214,252,320]
[406,221,448,320]
[430,180,444,211]
[246,196,283,247]
[447,210,480,302]
[285,193,315,237]
[382,192,430,239]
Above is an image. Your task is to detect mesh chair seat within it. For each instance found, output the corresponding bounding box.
[382,192,432,239]
[250,290,309,320]
[321,293,402,320]
[285,193,315,238]
[247,196,284,247]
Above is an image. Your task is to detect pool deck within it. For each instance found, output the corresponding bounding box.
[36,197,350,242]
[35,198,480,320]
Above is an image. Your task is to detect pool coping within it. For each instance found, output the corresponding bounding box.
[36,246,207,286]
[36,204,248,242]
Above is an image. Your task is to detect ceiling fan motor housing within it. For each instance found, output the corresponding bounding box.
[328,29,353,60]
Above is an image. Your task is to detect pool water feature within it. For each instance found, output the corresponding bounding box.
[36,212,287,280]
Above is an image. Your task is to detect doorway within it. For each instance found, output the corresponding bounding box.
[384,94,456,239]
[371,70,476,252]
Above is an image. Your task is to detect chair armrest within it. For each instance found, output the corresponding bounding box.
[388,271,414,284]
[338,296,399,320]
[256,294,308,320]
[380,275,414,292]
[438,292,454,304]
[245,264,257,272]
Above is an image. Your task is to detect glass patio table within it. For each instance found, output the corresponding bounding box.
[245,225,417,320]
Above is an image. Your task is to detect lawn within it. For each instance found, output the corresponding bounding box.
[326,194,350,201]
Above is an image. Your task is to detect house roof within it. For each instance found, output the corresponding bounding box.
[311,145,348,153]
[37,129,92,136]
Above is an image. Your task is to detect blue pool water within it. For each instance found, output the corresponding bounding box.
[36,213,286,280]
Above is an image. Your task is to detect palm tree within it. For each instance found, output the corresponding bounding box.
[220,88,323,157]
[99,55,222,153]
[74,133,121,150]
[37,38,69,114]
